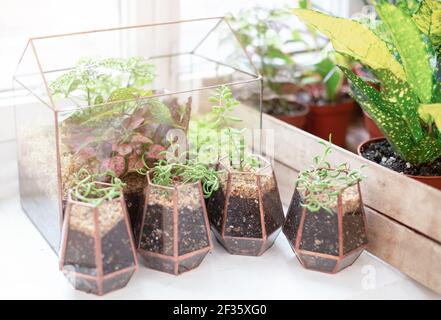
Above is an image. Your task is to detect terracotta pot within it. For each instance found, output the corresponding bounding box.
[357,138,441,190]
[307,99,355,147]
[363,112,383,138]
[264,98,310,129]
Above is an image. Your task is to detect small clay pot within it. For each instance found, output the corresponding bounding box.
[207,155,285,256]
[59,185,138,296]
[136,173,212,275]
[358,138,441,190]
[263,98,310,129]
[363,112,383,138]
[307,99,356,147]
[283,182,368,274]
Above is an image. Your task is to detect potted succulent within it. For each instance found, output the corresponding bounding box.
[283,140,368,273]
[208,154,285,256]
[228,5,310,128]
[59,169,138,295]
[136,157,218,275]
[195,86,285,256]
[294,1,441,189]
[51,56,192,227]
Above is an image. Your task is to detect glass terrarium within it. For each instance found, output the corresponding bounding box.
[137,172,212,275]
[13,17,262,252]
[207,155,285,256]
[283,183,368,273]
[59,186,138,295]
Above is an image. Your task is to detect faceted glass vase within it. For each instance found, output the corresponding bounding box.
[13,17,262,252]
[207,155,285,256]
[283,183,368,274]
[136,173,212,275]
[59,185,138,296]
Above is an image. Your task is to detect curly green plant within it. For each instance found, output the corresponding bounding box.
[293,0,441,165]
[296,140,365,213]
[70,168,126,206]
[149,159,220,199]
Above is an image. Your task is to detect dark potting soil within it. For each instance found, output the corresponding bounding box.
[101,219,136,275]
[299,208,340,256]
[64,229,97,275]
[178,206,209,256]
[122,172,146,241]
[342,209,368,254]
[64,220,136,276]
[206,186,226,233]
[262,188,284,236]
[282,190,303,247]
[140,203,174,255]
[361,139,441,176]
[224,196,262,238]
[139,203,209,257]
[263,99,307,116]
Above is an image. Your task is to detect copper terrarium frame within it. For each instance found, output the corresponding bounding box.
[59,183,138,296]
[13,16,263,253]
[210,154,285,256]
[136,173,213,275]
[285,183,369,274]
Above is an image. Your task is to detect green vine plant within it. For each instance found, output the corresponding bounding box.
[70,168,126,206]
[296,138,366,213]
[189,85,259,171]
[149,159,220,199]
[293,1,441,166]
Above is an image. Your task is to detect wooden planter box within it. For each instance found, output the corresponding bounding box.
[238,105,441,294]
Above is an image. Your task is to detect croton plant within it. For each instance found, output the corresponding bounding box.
[51,57,191,181]
[294,0,441,165]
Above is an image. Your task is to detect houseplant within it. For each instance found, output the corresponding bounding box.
[59,169,138,295]
[228,5,310,128]
[283,140,368,273]
[300,54,356,146]
[136,158,216,275]
[293,1,441,189]
[199,86,285,256]
[50,56,192,229]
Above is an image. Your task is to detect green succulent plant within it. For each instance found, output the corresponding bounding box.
[293,0,441,165]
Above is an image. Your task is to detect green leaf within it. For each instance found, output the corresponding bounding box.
[107,87,139,102]
[376,2,434,103]
[341,66,441,164]
[292,9,406,80]
[419,103,441,129]
[149,99,173,125]
[375,69,423,142]
[413,0,441,49]
[315,58,342,101]
[396,0,423,15]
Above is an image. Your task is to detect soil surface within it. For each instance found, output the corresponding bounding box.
[263,98,307,116]
[361,139,441,176]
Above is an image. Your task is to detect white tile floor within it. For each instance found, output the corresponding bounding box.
[0,139,439,299]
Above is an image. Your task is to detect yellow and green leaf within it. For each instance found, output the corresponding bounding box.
[413,0,441,49]
[419,103,441,130]
[376,2,435,103]
[292,9,406,80]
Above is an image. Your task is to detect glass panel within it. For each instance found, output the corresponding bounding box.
[224,172,262,238]
[177,183,209,256]
[140,185,174,256]
[99,200,136,275]
[206,171,228,233]
[222,237,264,256]
[63,203,96,276]
[342,185,367,254]
[102,269,136,295]
[259,172,284,236]
[299,202,339,256]
[300,254,338,273]
[282,189,303,250]
[178,251,209,274]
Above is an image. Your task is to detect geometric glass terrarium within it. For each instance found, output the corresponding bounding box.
[13,17,262,252]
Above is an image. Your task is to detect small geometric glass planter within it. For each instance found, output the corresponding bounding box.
[59,184,138,295]
[136,173,212,275]
[207,155,285,256]
[283,183,368,274]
